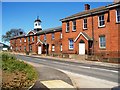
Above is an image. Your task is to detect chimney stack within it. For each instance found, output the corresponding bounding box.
[85,4,90,10]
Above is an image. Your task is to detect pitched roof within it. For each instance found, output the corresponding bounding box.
[36,26,62,35]
[60,2,120,22]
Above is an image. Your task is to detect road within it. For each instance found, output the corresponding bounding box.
[16,55,119,84]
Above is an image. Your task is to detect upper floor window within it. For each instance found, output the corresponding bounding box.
[52,44,55,52]
[98,15,105,27]
[32,36,34,42]
[24,46,26,51]
[30,45,32,52]
[99,35,106,48]
[24,38,26,42]
[44,34,46,41]
[116,8,120,23]
[38,35,40,41]
[20,38,22,43]
[69,39,74,50]
[52,33,55,40]
[60,32,62,39]
[28,37,30,42]
[72,20,76,31]
[66,22,69,32]
[83,18,87,29]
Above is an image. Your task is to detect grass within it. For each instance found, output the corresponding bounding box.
[1,52,38,88]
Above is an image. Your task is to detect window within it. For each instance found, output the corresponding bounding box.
[44,34,46,41]
[24,38,26,42]
[99,36,106,48]
[52,44,55,52]
[20,38,21,43]
[60,44,62,51]
[38,35,40,41]
[52,33,55,40]
[28,37,30,42]
[98,15,105,27]
[66,22,69,32]
[20,46,21,51]
[69,39,74,50]
[72,20,76,31]
[60,32,62,39]
[24,46,26,51]
[32,36,34,42]
[30,45,32,52]
[83,18,87,29]
[116,8,120,23]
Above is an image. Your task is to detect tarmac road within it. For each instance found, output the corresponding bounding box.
[16,54,119,84]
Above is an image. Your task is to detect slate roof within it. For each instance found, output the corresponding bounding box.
[36,26,62,35]
[60,2,120,22]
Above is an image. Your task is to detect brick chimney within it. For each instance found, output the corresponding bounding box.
[85,4,90,10]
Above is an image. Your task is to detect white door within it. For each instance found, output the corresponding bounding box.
[38,46,42,54]
[79,43,85,55]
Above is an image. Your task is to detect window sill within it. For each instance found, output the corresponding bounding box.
[98,25,105,28]
[66,31,70,33]
[116,22,120,24]
[99,47,106,50]
[72,30,76,32]
[83,28,88,30]
[69,49,74,51]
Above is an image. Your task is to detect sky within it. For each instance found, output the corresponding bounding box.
[2,2,112,45]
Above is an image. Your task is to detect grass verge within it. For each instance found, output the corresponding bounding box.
[1,52,38,89]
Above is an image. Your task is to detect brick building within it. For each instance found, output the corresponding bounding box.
[10,2,120,61]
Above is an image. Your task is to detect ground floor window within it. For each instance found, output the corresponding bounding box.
[30,45,32,52]
[69,39,74,50]
[60,44,62,52]
[52,44,55,52]
[99,35,106,48]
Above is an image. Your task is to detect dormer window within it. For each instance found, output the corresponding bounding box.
[116,8,120,23]
[98,14,105,27]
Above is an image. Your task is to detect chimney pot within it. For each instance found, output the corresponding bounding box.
[85,4,90,10]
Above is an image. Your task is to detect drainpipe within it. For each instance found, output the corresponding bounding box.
[91,13,94,55]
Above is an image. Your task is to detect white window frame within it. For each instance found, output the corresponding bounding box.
[52,45,55,52]
[24,38,26,42]
[20,38,22,43]
[98,14,105,27]
[99,36,106,49]
[83,18,87,29]
[66,22,69,32]
[52,33,55,40]
[32,36,34,42]
[72,20,76,31]
[44,34,46,41]
[116,8,120,23]
[38,35,40,42]
[69,39,74,50]
[60,44,62,51]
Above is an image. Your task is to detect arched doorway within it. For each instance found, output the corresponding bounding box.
[79,40,85,55]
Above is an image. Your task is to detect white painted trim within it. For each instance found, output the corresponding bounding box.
[74,32,88,42]
[99,36,106,49]
[98,14,105,27]
[27,30,36,35]
[116,8,120,23]
[83,18,87,29]
[36,40,43,45]
[72,20,76,31]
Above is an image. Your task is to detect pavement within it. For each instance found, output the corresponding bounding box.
[25,61,76,90]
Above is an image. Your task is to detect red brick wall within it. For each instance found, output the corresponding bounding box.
[62,8,119,58]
